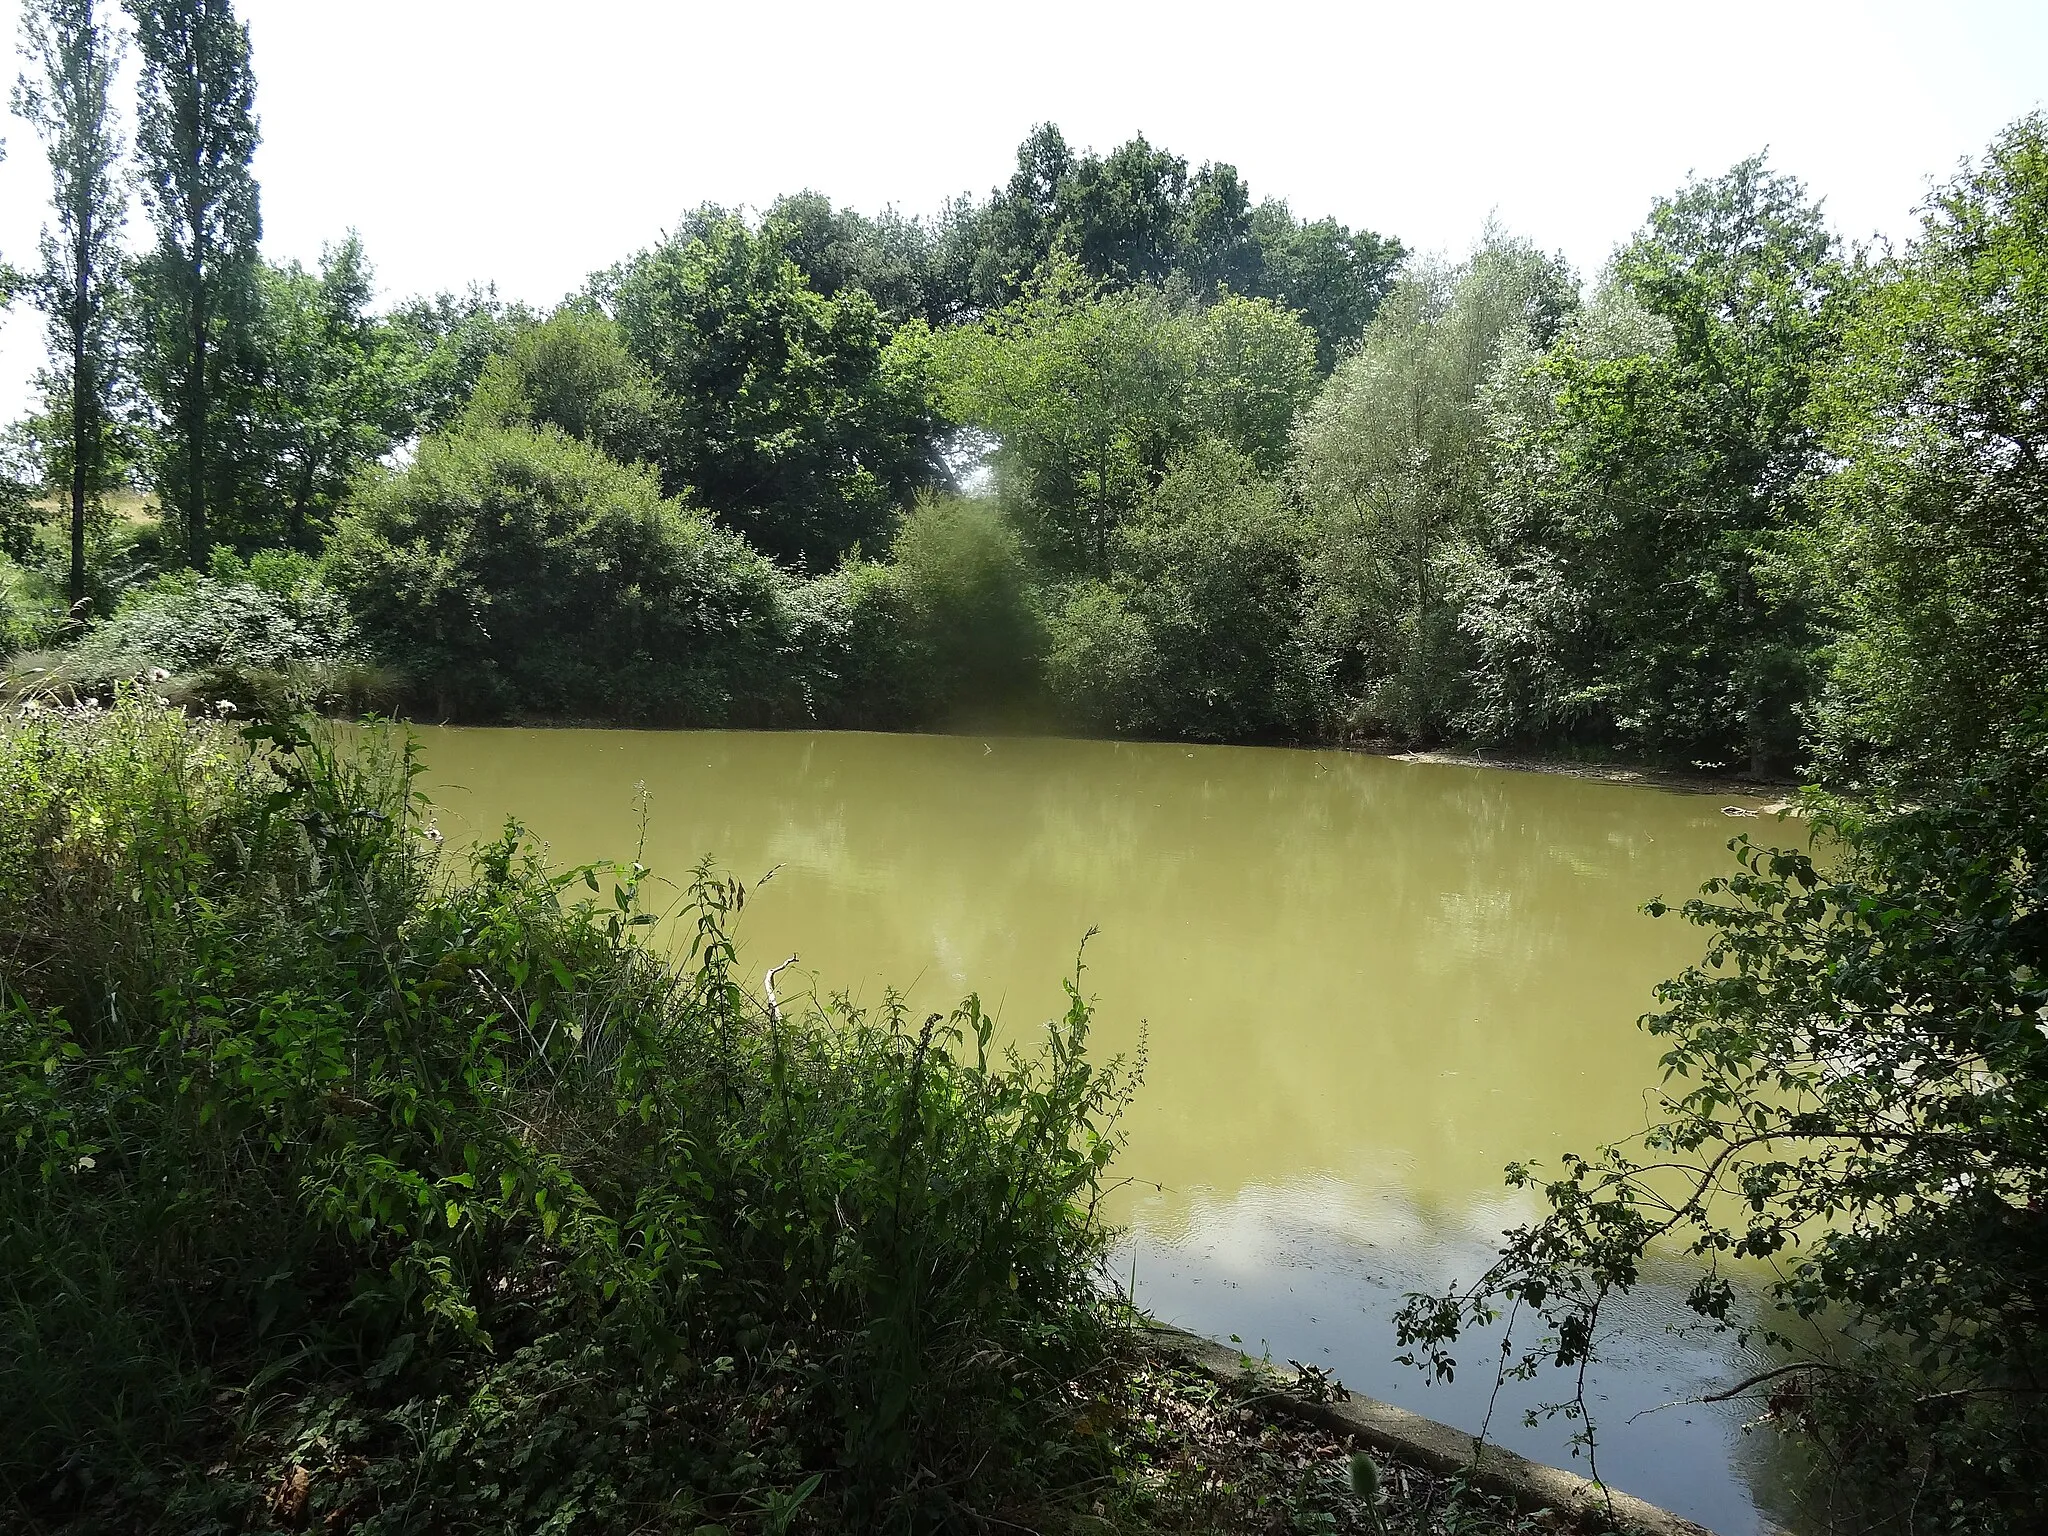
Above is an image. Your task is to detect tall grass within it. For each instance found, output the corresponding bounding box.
[0,693,1135,1533]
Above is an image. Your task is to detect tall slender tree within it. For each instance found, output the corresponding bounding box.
[127,0,258,565]
[15,0,127,612]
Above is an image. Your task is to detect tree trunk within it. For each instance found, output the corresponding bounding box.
[70,343,90,616]
[69,210,92,615]
[187,257,208,566]
[290,453,314,549]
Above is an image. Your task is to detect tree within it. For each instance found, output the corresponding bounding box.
[1292,232,1577,739]
[245,236,410,548]
[15,0,126,615]
[1252,202,1407,369]
[930,263,1318,574]
[601,214,942,568]
[1471,158,1843,773]
[1057,134,1188,288]
[968,122,1075,306]
[961,124,1403,358]
[386,284,538,440]
[1048,440,1308,740]
[127,0,260,566]
[1183,291,1320,473]
[1180,162,1262,300]
[1454,280,1674,746]
[927,259,1187,573]
[459,304,660,467]
[765,190,971,326]
[1812,113,2048,800]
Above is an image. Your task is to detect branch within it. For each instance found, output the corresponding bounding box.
[1702,1360,1852,1403]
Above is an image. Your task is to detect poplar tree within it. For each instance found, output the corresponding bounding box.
[15,0,127,611]
[127,0,259,565]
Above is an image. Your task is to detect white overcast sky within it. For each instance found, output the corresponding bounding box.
[1,0,2045,417]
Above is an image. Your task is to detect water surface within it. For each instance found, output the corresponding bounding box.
[416,727,1799,1533]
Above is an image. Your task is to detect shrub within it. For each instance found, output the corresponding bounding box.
[77,551,356,674]
[1043,579,1157,735]
[889,495,1041,718]
[0,695,1135,1531]
[460,307,663,467]
[1046,443,1310,741]
[1394,792,2048,1532]
[0,559,62,661]
[782,558,921,729]
[9,545,377,714]
[325,425,789,722]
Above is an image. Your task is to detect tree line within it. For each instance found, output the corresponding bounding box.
[0,0,1978,791]
[1,0,1943,791]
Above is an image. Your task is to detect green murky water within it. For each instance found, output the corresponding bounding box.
[416,727,1801,1534]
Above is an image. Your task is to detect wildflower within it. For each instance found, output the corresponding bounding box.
[214,699,237,716]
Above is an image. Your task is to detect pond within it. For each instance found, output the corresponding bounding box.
[415,726,1806,1535]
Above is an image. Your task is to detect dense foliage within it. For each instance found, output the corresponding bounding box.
[964,123,1404,367]
[9,73,1880,769]
[325,426,789,723]
[1046,441,1308,740]
[600,215,944,569]
[0,696,1135,1531]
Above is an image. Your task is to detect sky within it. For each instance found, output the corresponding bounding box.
[0,0,2045,418]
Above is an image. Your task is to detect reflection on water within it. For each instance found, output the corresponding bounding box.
[416,726,1802,1533]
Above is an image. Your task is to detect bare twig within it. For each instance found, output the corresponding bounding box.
[1702,1360,1852,1403]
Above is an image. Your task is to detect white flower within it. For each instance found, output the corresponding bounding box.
[214,699,237,716]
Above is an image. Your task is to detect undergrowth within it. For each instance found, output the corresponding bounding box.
[0,692,1137,1533]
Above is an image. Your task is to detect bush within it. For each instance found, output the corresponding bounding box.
[1394,792,2048,1533]
[1046,443,1310,741]
[0,695,1135,1531]
[1043,578,1157,735]
[80,549,356,673]
[7,546,384,714]
[0,559,62,661]
[325,425,789,722]
[460,307,663,468]
[780,501,1041,731]
[782,558,921,729]
[889,495,1041,718]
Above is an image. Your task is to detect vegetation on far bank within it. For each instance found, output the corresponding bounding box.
[15,0,2042,783]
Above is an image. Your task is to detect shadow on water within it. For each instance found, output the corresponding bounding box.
[417,726,1811,1534]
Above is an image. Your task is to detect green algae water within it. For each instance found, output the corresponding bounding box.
[416,726,1802,1534]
